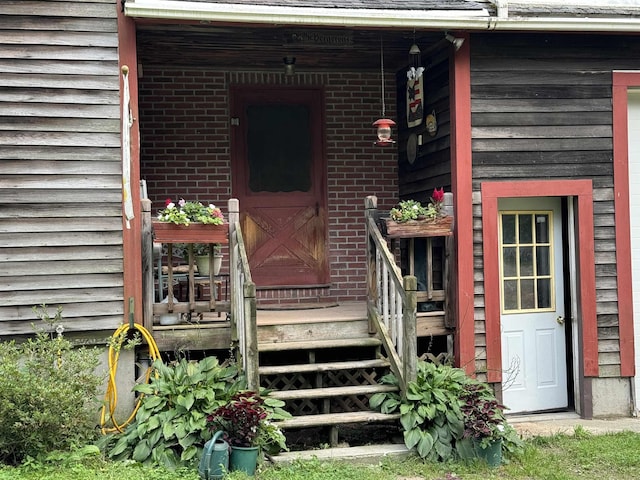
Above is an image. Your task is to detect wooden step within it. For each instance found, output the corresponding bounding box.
[258,336,382,352]
[260,358,390,376]
[269,384,397,401]
[272,443,410,464]
[277,411,401,430]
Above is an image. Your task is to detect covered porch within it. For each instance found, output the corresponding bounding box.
[140,195,455,445]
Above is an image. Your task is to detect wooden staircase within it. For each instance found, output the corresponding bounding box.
[257,309,401,447]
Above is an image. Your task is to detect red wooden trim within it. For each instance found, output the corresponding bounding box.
[612,71,640,377]
[480,190,501,383]
[450,33,476,375]
[118,1,143,324]
[577,193,599,377]
[481,180,599,382]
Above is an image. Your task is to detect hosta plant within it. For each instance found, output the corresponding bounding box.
[371,360,467,461]
[102,356,244,468]
[371,359,524,463]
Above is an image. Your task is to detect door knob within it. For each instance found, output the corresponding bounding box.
[556,316,565,325]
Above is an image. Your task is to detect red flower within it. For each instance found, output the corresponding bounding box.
[432,187,445,204]
[165,198,173,206]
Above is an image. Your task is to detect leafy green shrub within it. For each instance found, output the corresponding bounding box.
[0,306,104,465]
[371,361,467,461]
[102,356,244,468]
[371,360,523,463]
[102,355,291,468]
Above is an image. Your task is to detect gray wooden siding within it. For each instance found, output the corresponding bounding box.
[0,0,123,335]
[396,46,452,202]
[470,33,640,377]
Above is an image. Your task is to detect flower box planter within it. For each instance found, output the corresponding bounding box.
[152,221,229,244]
[384,215,453,238]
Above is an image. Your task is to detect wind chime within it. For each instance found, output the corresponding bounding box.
[373,39,396,146]
[406,39,425,129]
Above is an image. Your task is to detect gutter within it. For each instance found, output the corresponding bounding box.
[125,0,640,32]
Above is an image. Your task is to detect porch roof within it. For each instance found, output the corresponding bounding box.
[125,0,640,32]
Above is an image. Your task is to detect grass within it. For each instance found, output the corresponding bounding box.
[1,429,640,480]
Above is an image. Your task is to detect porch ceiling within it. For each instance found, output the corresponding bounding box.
[135,23,446,71]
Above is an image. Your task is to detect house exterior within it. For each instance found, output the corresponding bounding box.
[4,0,640,421]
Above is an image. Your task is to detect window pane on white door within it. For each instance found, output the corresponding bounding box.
[500,210,555,313]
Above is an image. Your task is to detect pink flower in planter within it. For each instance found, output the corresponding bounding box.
[432,187,445,204]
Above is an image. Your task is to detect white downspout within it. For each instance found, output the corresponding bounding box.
[493,0,509,19]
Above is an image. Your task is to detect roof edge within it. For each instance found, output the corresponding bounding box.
[125,1,490,27]
[125,0,640,32]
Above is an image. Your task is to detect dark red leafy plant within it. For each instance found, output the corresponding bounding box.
[459,382,506,447]
[207,391,268,447]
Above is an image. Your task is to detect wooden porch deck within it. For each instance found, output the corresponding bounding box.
[256,301,367,325]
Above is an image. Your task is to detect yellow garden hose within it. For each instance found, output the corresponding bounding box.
[100,322,161,434]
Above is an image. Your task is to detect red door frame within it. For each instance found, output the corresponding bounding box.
[229,86,329,287]
[612,71,639,378]
[481,180,599,386]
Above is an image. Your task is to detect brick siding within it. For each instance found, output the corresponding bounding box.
[139,69,398,304]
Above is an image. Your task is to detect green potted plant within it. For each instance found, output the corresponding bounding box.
[459,382,507,467]
[157,198,225,226]
[175,243,223,276]
[193,243,223,276]
[385,188,453,237]
[389,188,445,223]
[206,391,288,476]
[153,198,227,244]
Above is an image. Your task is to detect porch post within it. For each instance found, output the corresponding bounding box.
[402,275,418,386]
[244,281,259,392]
[365,195,378,334]
[228,199,239,343]
[141,198,153,331]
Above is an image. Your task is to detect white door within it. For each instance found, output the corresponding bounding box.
[628,90,640,411]
[500,198,568,413]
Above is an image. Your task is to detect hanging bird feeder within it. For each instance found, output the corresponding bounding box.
[373,38,396,146]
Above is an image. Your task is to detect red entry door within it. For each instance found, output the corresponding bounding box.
[231,87,328,287]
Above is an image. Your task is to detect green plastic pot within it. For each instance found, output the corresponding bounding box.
[230,445,260,476]
[476,438,502,468]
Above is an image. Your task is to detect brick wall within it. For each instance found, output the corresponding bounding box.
[139,69,398,303]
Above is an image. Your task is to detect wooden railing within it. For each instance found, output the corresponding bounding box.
[365,195,417,394]
[141,198,258,390]
[228,199,259,391]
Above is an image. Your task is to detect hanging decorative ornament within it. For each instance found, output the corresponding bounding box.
[426,109,438,136]
[373,38,396,146]
[406,40,424,129]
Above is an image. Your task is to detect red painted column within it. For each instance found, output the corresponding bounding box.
[612,72,640,377]
[450,33,476,375]
[117,1,143,324]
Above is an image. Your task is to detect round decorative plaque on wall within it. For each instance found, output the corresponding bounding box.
[406,133,417,165]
